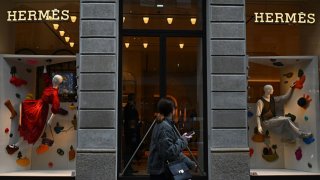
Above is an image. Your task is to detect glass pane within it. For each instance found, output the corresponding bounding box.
[121,36,160,176]
[166,37,204,175]
[123,0,202,30]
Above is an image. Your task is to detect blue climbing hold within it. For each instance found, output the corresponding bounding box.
[248,111,254,118]
[303,136,315,144]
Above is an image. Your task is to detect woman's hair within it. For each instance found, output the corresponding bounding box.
[157,98,174,117]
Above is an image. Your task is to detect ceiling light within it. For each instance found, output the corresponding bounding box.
[70,16,77,23]
[53,24,59,30]
[167,17,173,24]
[190,18,197,25]
[179,43,184,49]
[65,36,70,42]
[143,17,149,24]
[70,42,75,47]
[59,30,65,36]
[157,4,164,7]
[125,42,130,48]
[123,16,125,23]
[143,43,148,48]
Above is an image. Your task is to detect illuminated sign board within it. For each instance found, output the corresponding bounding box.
[254,12,315,24]
[7,9,70,22]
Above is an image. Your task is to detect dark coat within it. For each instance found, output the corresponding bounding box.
[147,118,195,175]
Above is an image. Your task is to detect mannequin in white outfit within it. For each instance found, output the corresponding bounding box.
[256,84,312,142]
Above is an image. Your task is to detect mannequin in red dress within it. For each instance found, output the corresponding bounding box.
[6,67,63,154]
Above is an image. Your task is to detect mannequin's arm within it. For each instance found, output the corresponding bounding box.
[47,113,55,125]
[274,84,295,102]
[256,100,263,134]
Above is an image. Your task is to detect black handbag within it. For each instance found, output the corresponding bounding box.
[167,159,192,180]
[163,120,192,180]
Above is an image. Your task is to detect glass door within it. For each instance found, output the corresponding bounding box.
[121,36,160,176]
[120,36,205,178]
[166,37,204,175]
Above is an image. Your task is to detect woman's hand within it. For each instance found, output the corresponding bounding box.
[182,132,194,139]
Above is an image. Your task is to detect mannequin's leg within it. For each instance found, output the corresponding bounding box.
[4,100,17,119]
[264,117,311,139]
[14,138,24,147]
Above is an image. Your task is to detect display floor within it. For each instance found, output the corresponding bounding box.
[0,170,75,177]
[250,169,320,176]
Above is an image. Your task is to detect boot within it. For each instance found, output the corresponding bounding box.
[4,100,17,119]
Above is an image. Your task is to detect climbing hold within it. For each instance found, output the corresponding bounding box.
[295,147,302,160]
[249,148,254,157]
[57,148,64,156]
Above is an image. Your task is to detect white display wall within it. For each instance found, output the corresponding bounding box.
[248,56,320,172]
[0,55,77,173]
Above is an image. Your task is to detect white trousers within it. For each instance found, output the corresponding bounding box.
[262,116,302,141]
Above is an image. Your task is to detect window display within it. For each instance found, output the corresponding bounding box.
[248,56,320,174]
[0,55,77,175]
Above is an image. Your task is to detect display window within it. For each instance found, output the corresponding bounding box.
[247,0,320,176]
[0,0,79,177]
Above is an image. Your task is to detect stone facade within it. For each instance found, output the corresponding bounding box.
[77,0,118,180]
[208,0,249,179]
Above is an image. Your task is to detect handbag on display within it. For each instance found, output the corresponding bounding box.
[167,159,192,180]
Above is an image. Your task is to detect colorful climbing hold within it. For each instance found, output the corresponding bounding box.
[249,148,254,157]
[295,147,302,160]
[308,163,312,168]
[48,162,53,168]
[69,145,76,161]
[16,157,30,167]
[5,128,9,134]
[303,136,315,145]
[304,116,309,121]
[283,72,293,78]
[9,133,13,138]
[57,148,64,156]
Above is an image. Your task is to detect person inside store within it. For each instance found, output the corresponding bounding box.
[256,84,312,143]
[6,66,66,154]
[123,93,141,175]
[148,98,196,180]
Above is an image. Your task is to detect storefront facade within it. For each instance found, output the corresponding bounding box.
[77,0,248,180]
[0,0,248,180]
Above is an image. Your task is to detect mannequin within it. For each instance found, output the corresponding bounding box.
[256,84,312,143]
[6,67,64,154]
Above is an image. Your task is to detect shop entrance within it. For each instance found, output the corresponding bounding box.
[119,1,207,179]
[247,56,320,176]
[119,33,207,180]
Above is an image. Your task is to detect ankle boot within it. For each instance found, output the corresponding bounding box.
[4,100,17,119]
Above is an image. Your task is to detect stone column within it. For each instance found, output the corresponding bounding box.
[207,0,249,179]
[77,0,118,180]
